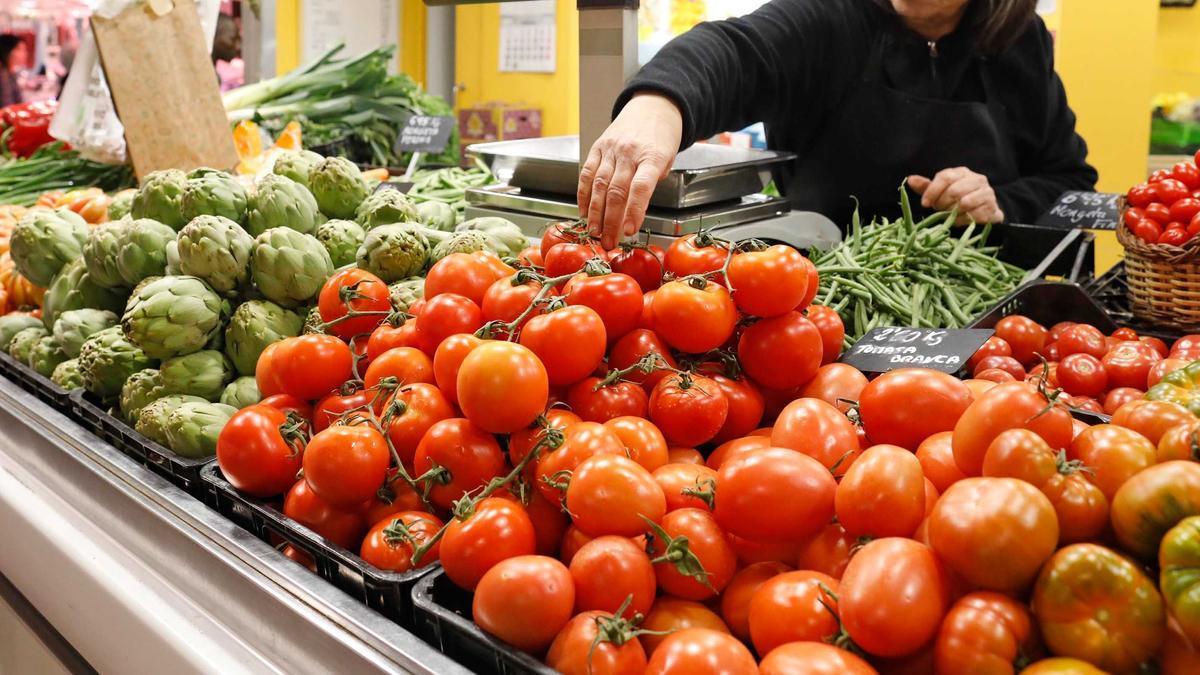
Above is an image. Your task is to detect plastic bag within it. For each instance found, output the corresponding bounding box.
[49,0,222,165]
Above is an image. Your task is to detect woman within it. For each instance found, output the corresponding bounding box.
[0,35,25,108]
[579,0,1097,249]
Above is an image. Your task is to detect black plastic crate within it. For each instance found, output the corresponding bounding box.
[1083,261,1187,343]
[0,350,73,409]
[69,389,211,495]
[968,280,1118,333]
[200,463,435,629]
[995,224,1096,284]
[412,570,556,675]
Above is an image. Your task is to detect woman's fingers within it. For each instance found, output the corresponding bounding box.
[586,151,617,239]
[577,143,603,215]
[920,167,969,209]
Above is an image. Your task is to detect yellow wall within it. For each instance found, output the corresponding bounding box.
[272,1,425,85]
[275,0,301,74]
[454,0,580,137]
[1154,3,1200,96]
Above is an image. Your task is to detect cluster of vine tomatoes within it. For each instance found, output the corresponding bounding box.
[213,220,1200,675]
[1124,150,1200,245]
[967,314,1200,415]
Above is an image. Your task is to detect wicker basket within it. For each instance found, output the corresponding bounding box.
[1116,220,1200,330]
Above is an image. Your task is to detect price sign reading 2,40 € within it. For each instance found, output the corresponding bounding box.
[840,327,995,374]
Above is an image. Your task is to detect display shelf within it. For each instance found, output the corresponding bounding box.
[0,376,468,675]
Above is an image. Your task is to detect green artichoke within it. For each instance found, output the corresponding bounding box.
[457,217,527,258]
[388,277,425,312]
[160,349,234,401]
[355,189,420,229]
[309,157,369,219]
[116,218,176,287]
[28,336,68,377]
[40,259,129,330]
[77,326,157,399]
[165,240,181,275]
[220,376,261,408]
[315,219,366,267]
[429,229,500,266]
[0,315,43,350]
[164,401,237,458]
[224,300,303,376]
[10,208,90,286]
[416,201,458,231]
[247,174,323,237]
[122,276,227,360]
[272,150,324,187]
[131,169,188,230]
[82,220,130,288]
[357,224,429,282]
[119,368,165,423]
[135,394,207,446]
[108,190,136,221]
[249,228,334,307]
[180,168,248,225]
[52,308,118,358]
[177,215,254,295]
[302,306,325,334]
[7,326,47,362]
[50,358,83,389]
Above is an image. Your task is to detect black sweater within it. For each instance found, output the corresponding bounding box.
[616,0,1098,225]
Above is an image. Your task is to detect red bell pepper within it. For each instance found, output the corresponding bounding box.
[0,100,59,158]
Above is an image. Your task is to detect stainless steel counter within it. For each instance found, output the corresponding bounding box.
[0,377,469,675]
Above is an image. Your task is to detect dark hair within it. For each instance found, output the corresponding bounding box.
[874,0,1037,54]
[0,35,21,67]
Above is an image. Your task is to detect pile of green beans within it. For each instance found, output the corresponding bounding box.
[812,191,1025,347]
[406,159,496,216]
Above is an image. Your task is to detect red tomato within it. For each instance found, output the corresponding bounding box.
[951,381,1074,476]
[800,363,868,414]
[266,335,353,400]
[413,418,506,510]
[859,369,972,450]
[648,507,737,600]
[667,447,704,464]
[535,422,625,504]
[1174,161,1200,190]
[664,234,728,280]
[413,294,483,356]
[604,416,669,472]
[358,511,443,572]
[1127,183,1157,208]
[1172,334,1200,358]
[1146,202,1174,225]
[431,333,482,405]
[608,329,679,390]
[649,373,729,447]
[1123,207,1147,229]
[1102,340,1162,390]
[795,521,854,579]
[259,393,312,419]
[566,453,666,537]
[1069,423,1157,500]
[1103,387,1144,415]
[706,436,771,470]
[311,386,371,433]
[217,404,305,498]
[836,444,926,538]
[424,252,503,305]
[653,463,718,513]
[916,431,968,493]
[719,561,791,641]
[771,398,861,476]
[645,628,756,675]
[283,478,366,548]
[565,271,643,342]
[1149,357,1189,388]
[1191,211,1200,237]
[362,346,434,392]
[441,497,537,590]
[714,447,836,541]
[738,311,823,389]
[934,591,1037,675]
[651,279,737,354]
[366,320,417,360]
[1027,362,1060,388]
[972,355,1025,379]
[840,537,950,658]
[544,242,602,278]
[480,274,542,332]
[472,555,575,653]
[457,341,549,433]
[302,425,391,509]
[516,246,543,267]
[806,304,845,364]
[540,221,586,258]
[975,368,1016,383]
[727,532,799,566]
[1134,218,1164,243]
[363,476,425,526]
[748,570,841,655]
[566,377,648,422]
[994,315,1048,365]
[1049,322,1077,341]
[609,245,665,292]
[1141,336,1170,359]
[1064,395,1103,414]
[519,306,606,386]
[967,335,1012,372]
[639,598,730,655]
[760,642,875,675]
[546,610,648,675]
[1058,353,1108,398]
[1160,227,1190,246]
[317,268,391,340]
[1159,178,1192,205]
[727,245,810,317]
[1171,198,1200,226]
[709,375,765,443]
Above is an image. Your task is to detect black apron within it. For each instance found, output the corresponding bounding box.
[784,32,1020,228]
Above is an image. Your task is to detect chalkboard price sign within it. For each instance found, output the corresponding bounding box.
[840,327,994,374]
[393,115,455,154]
[1035,191,1121,231]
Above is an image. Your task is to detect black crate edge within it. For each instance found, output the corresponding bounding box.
[0,350,73,409]
[69,389,212,495]
[200,463,435,629]
[412,570,557,675]
[968,280,1118,333]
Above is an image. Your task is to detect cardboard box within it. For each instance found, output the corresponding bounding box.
[459,103,543,151]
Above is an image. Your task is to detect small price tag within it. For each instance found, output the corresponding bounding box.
[1035,191,1122,230]
[840,327,994,374]
[373,180,415,195]
[393,114,455,154]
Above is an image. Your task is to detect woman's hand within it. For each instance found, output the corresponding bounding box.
[908,167,1005,224]
[578,93,683,249]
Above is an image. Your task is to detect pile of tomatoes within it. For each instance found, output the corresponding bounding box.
[967,314,1200,416]
[1124,150,1200,245]
[213,221,1200,675]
